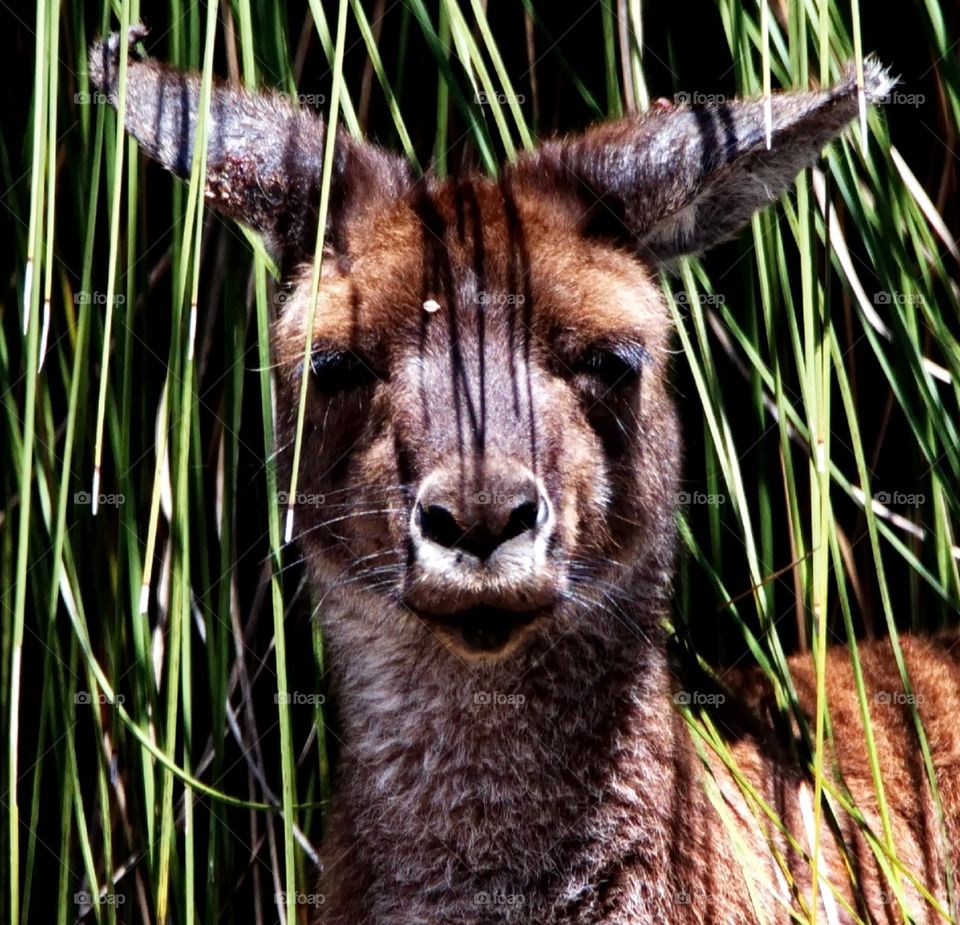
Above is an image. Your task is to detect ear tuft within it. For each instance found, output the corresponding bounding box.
[860,55,899,103]
[88,24,150,96]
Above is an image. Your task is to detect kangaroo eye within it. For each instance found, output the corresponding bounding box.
[577,343,649,389]
[309,349,380,395]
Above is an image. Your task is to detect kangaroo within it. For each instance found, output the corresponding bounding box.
[90,27,960,924]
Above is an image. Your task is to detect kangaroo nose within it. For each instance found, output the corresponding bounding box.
[415,476,549,560]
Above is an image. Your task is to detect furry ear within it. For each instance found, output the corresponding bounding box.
[89,25,410,262]
[509,59,894,263]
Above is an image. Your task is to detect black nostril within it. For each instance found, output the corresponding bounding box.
[502,500,541,543]
[417,504,465,550]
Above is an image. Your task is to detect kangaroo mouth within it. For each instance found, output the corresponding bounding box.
[411,604,544,653]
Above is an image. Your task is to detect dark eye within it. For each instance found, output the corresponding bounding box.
[577,343,649,389]
[309,349,380,395]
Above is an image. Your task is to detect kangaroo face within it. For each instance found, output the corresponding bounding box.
[90,27,892,659]
[272,183,678,656]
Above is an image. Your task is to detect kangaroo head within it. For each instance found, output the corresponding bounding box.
[270,178,679,657]
[91,30,892,658]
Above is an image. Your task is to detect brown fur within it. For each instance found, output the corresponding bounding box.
[89,31,959,923]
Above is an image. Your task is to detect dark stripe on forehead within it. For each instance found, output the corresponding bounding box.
[411,182,483,463]
[457,180,487,455]
[500,177,539,473]
[411,180,446,294]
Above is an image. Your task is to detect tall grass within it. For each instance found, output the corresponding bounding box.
[1,1,958,922]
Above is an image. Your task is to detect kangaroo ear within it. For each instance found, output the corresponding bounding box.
[89,26,410,263]
[509,59,894,264]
